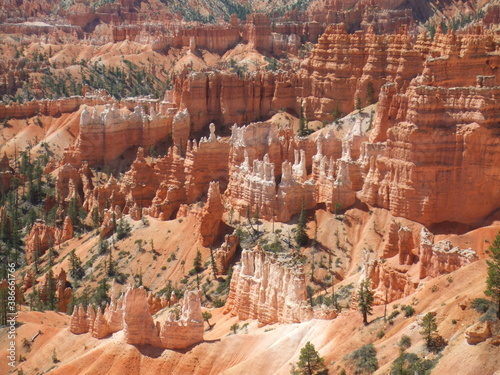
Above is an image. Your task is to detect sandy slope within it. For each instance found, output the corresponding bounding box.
[3,258,499,375]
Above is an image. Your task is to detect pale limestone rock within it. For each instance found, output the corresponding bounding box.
[224,245,313,326]
[465,321,492,345]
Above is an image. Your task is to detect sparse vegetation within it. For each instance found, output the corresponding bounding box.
[347,343,378,374]
[401,305,415,318]
[295,201,308,247]
[391,352,438,375]
[116,217,131,240]
[357,279,374,325]
[230,323,240,334]
[485,230,500,320]
[294,341,327,375]
[419,312,447,353]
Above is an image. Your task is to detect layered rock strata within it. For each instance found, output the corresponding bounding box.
[196,181,224,247]
[70,286,204,350]
[224,245,318,326]
[214,234,239,275]
[77,104,170,165]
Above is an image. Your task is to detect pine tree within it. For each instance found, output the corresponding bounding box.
[296,341,326,375]
[193,249,203,273]
[69,250,85,282]
[485,230,500,319]
[366,81,375,105]
[358,278,374,325]
[298,102,309,137]
[107,246,114,277]
[209,246,218,279]
[67,196,80,231]
[355,96,362,111]
[45,269,57,311]
[419,312,438,347]
[295,200,308,247]
[94,278,110,309]
[202,311,213,330]
[116,217,131,240]
[0,282,8,326]
[91,207,101,229]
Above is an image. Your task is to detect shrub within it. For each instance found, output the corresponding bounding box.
[230,323,240,334]
[471,298,493,314]
[388,310,400,320]
[213,298,225,308]
[479,306,499,322]
[376,330,385,339]
[401,305,415,318]
[347,343,378,374]
[398,335,412,352]
[116,217,131,240]
[391,352,437,375]
[427,334,447,353]
[52,348,59,363]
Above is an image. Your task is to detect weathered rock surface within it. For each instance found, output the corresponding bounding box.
[123,287,159,346]
[55,269,72,313]
[360,28,500,226]
[214,234,239,275]
[224,245,315,326]
[419,229,478,279]
[77,104,170,165]
[70,286,204,349]
[196,181,224,247]
[159,290,204,349]
[465,321,492,345]
[25,221,57,264]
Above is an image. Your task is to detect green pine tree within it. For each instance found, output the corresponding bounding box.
[194,250,203,273]
[419,312,438,347]
[69,250,85,282]
[485,231,500,319]
[45,269,57,311]
[296,341,326,375]
[358,278,374,325]
[295,200,308,247]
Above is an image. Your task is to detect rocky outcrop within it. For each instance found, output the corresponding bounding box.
[196,181,224,247]
[359,28,500,226]
[158,290,204,349]
[418,229,478,279]
[465,321,492,345]
[300,24,424,120]
[0,96,111,121]
[147,292,168,315]
[25,217,75,264]
[366,259,417,304]
[0,153,15,196]
[70,286,204,349]
[55,164,85,206]
[172,109,190,150]
[25,221,57,264]
[214,234,239,275]
[123,287,159,346]
[70,305,90,335]
[77,104,170,165]
[244,13,273,52]
[224,245,315,326]
[170,71,280,132]
[56,269,72,313]
[183,125,231,202]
